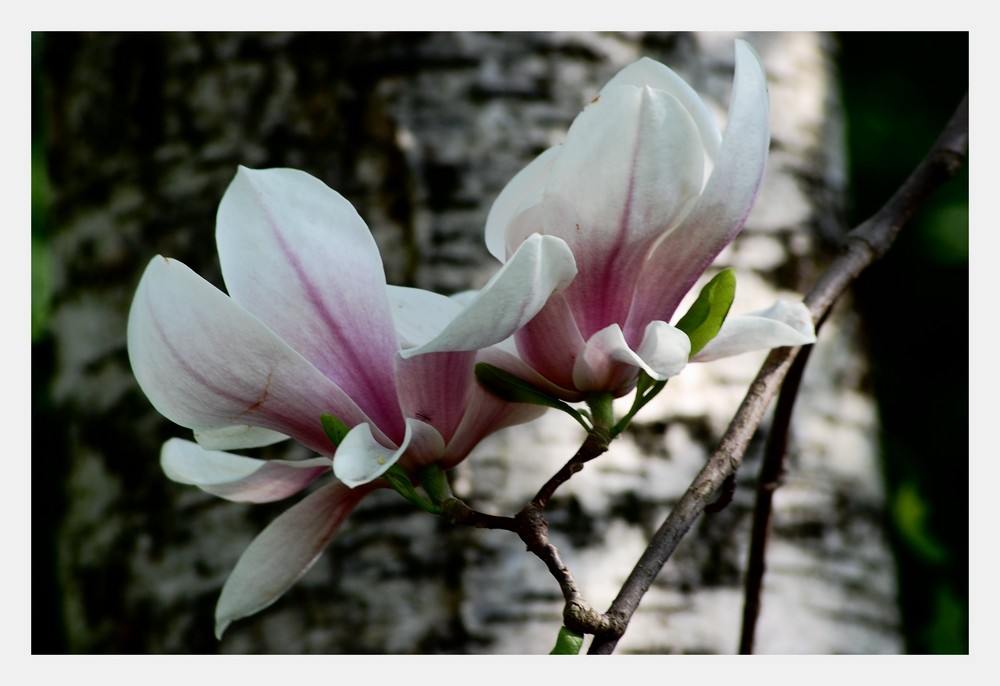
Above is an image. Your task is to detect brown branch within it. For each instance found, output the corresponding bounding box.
[532,424,611,509]
[587,93,968,655]
[441,426,617,635]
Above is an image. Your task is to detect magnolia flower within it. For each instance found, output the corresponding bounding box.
[404,41,815,399]
[127,166,576,635]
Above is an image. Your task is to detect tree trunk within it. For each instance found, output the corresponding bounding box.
[38,31,901,654]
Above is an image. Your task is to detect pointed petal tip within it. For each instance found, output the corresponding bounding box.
[214,619,230,640]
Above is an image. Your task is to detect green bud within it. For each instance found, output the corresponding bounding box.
[674,268,736,357]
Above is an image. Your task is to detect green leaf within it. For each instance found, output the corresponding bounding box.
[475,363,590,430]
[674,268,736,357]
[550,626,584,655]
[320,413,351,447]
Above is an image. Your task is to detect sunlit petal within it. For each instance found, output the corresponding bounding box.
[544,84,705,337]
[599,57,722,162]
[692,300,816,362]
[627,40,770,335]
[635,320,691,380]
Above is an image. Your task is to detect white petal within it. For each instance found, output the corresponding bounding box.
[399,233,577,358]
[543,83,706,338]
[572,321,691,392]
[625,39,771,335]
[194,425,289,451]
[692,300,816,362]
[635,320,692,380]
[386,286,463,350]
[571,325,637,391]
[599,57,722,161]
[161,438,331,503]
[484,146,561,261]
[333,418,445,488]
[215,481,368,637]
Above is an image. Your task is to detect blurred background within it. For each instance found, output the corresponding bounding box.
[31,32,968,654]
[839,33,968,654]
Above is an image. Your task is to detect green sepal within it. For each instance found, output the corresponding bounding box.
[612,371,667,437]
[674,268,736,357]
[383,464,441,515]
[550,626,585,655]
[320,412,351,447]
[475,363,590,431]
[417,464,451,506]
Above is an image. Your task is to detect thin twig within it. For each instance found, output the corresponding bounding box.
[441,426,617,635]
[587,93,968,655]
[738,338,815,654]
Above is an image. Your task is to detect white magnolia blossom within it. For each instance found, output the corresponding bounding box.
[127,167,575,635]
[404,41,815,398]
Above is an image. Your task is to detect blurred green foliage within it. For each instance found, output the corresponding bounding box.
[839,32,969,654]
[32,33,51,343]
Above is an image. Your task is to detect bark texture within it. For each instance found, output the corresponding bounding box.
[39,31,901,653]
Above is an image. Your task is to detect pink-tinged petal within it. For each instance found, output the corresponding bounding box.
[513,292,586,393]
[543,84,705,338]
[215,481,371,637]
[485,146,560,261]
[399,233,577,358]
[439,358,547,467]
[692,300,816,363]
[127,256,383,456]
[333,418,445,488]
[194,425,288,451]
[160,438,330,503]
[634,320,691,380]
[480,337,581,402]
[571,325,643,394]
[626,40,770,338]
[600,57,722,162]
[216,167,404,438]
[386,286,463,350]
[394,349,476,444]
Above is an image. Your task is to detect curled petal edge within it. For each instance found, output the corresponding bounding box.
[572,321,690,391]
[333,418,446,488]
